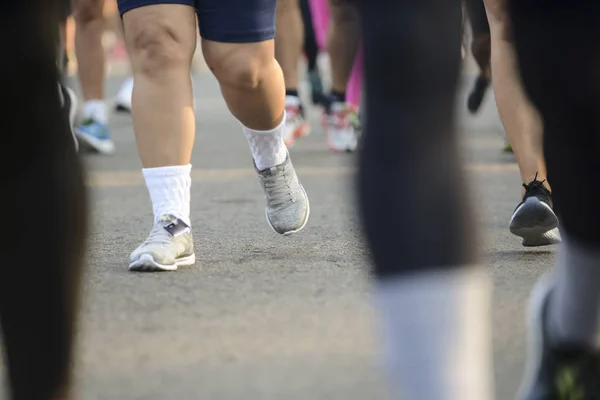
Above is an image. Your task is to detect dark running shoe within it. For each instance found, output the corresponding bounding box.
[518,276,600,400]
[467,74,490,114]
[510,174,560,246]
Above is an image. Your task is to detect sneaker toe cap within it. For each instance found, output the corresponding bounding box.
[267,200,309,234]
[130,248,176,265]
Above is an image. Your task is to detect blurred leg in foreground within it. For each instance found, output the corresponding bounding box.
[0,1,87,400]
[357,0,494,399]
[510,1,600,399]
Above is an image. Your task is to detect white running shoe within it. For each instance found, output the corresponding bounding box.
[114,77,133,113]
[324,102,359,152]
[129,214,195,272]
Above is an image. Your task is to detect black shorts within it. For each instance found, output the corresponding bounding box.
[117,0,276,43]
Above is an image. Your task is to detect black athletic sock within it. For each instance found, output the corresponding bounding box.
[300,0,319,73]
[329,90,346,103]
[286,89,299,98]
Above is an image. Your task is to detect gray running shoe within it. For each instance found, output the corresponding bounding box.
[257,153,310,235]
[510,176,560,247]
[129,214,195,271]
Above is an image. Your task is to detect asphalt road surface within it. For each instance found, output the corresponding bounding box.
[2,62,556,400]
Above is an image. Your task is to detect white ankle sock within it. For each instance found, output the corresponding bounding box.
[548,235,600,346]
[242,114,287,171]
[142,164,192,226]
[285,95,301,108]
[82,100,107,124]
[117,77,134,99]
[374,267,494,400]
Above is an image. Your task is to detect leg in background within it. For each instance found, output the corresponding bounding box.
[73,0,116,154]
[464,0,491,113]
[485,0,560,247]
[108,0,135,113]
[299,0,325,105]
[324,0,360,152]
[275,0,311,146]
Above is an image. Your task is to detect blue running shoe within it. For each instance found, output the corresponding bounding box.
[75,119,115,155]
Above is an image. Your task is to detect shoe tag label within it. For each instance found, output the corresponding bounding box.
[163,218,191,237]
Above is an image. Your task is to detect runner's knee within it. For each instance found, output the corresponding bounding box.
[203,41,276,91]
[124,8,196,78]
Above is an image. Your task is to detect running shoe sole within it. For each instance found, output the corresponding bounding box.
[510,197,560,246]
[328,137,358,153]
[128,253,196,272]
[328,142,357,153]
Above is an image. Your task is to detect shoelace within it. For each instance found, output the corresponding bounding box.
[143,218,174,245]
[522,172,551,195]
[263,170,293,207]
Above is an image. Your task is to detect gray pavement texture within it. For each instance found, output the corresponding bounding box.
[2,67,556,400]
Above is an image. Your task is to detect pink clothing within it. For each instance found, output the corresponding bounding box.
[308,0,329,51]
[307,0,363,107]
[347,44,363,107]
